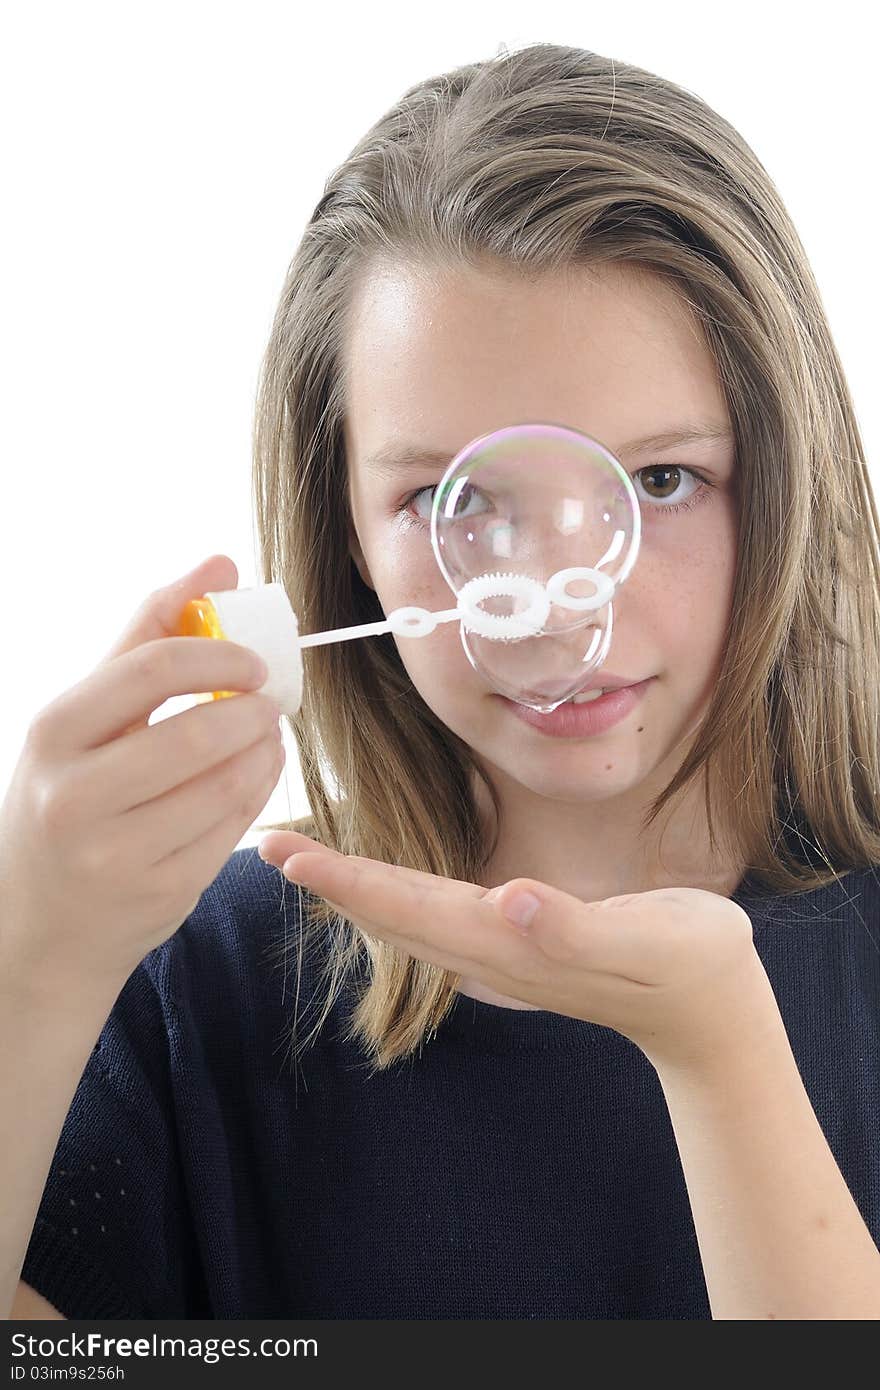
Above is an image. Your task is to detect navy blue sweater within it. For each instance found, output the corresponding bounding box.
[21,848,880,1319]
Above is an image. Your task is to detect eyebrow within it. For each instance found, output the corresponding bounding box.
[362,424,734,477]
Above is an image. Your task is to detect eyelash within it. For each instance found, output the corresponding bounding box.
[397,466,712,524]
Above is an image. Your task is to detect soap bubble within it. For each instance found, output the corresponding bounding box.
[429,422,640,712]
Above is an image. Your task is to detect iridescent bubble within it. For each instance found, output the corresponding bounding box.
[429,422,640,712]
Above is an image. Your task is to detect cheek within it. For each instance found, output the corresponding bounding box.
[617,502,735,658]
[395,610,475,696]
[355,517,489,706]
[368,521,446,602]
[394,584,493,714]
[663,513,738,667]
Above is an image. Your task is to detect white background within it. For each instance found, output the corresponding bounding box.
[2,2,876,851]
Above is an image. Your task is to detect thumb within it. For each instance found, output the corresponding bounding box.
[483,881,544,933]
[96,554,240,669]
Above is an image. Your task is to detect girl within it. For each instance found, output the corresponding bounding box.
[5,42,880,1322]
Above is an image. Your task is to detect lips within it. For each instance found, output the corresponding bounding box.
[495,677,655,738]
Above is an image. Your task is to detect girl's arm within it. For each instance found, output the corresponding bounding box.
[654,978,880,1320]
[0,945,123,1320]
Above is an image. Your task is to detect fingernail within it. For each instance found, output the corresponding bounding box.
[502,891,541,932]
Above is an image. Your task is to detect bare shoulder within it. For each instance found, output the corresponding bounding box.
[8,1281,65,1320]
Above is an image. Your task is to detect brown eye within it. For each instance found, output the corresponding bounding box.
[639,465,684,499]
[403,482,487,523]
[633,465,708,517]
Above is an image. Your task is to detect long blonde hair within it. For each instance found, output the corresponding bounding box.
[253,41,880,1073]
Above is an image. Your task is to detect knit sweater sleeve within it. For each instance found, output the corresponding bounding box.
[20,945,194,1319]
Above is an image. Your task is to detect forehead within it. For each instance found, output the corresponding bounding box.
[343,257,727,469]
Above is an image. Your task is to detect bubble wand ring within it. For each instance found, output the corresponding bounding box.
[299,564,614,646]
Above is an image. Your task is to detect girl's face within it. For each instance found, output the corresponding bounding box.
[343,257,740,810]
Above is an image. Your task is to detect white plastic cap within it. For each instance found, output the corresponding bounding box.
[204,582,303,715]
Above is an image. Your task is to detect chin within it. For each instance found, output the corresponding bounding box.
[490,754,648,803]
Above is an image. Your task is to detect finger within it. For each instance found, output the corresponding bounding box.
[271,837,492,902]
[38,634,271,757]
[303,878,531,988]
[281,851,531,971]
[294,851,636,981]
[283,848,493,903]
[278,846,638,981]
[313,891,484,978]
[258,829,326,866]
